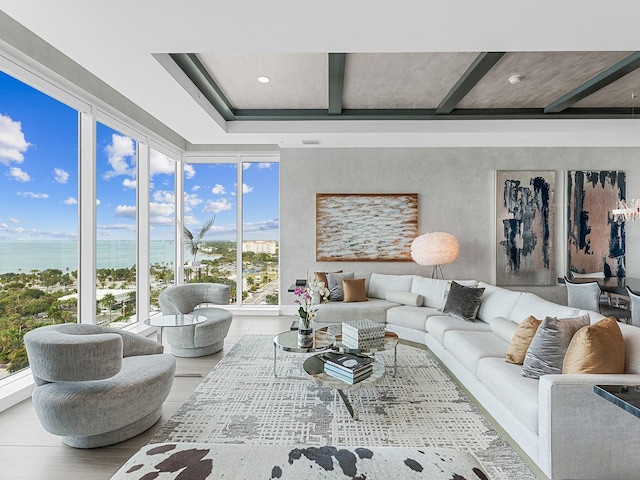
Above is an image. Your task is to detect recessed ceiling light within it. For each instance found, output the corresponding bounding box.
[257,76,270,84]
[508,74,523,85]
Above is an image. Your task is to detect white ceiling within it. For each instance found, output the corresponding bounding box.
[2,1,640,148]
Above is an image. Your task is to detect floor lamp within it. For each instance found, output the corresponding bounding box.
[411,232,460,279]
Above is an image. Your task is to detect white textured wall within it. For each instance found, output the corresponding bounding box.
[281,147,640,308]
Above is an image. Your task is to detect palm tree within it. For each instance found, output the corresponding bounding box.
[183,217,215,280]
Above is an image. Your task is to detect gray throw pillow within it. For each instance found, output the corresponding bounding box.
[326,272,355,301]
[521,314,591,379]
[442,281,485,322]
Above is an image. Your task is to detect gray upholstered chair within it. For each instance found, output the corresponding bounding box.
[158,283,233,357]
[24,323,175,448]
[627,286,640,327]
[564,276,630,322]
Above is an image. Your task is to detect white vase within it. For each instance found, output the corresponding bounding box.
[297,316,314,348]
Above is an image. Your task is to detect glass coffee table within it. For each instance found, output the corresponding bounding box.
[303,354,386,420]
[272,329,336,378]
[144,313,207,345]
[317,324,399,376]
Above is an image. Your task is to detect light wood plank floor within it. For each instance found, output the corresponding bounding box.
[0,315,293,480]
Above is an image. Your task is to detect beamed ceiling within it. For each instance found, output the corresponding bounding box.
[163,51,640,122]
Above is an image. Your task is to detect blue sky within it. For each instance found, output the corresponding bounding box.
[0,70,279,243]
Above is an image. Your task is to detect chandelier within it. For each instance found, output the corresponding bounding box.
[613,199,640,222]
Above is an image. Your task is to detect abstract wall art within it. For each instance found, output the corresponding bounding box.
[496,171,555,286]
[316,193,419,261]
[567,170,625,278]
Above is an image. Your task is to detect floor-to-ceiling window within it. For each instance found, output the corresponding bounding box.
[96,122,137,326]
[149,147,176,312]
[183,154,279,307]
[0,70,79,378]
[241,159,279,306]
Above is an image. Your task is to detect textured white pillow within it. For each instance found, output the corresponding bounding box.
[368,273,414,300]
[385,290,424,307]
[411,276,449,308]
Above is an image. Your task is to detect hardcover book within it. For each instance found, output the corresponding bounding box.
[322,352,373,374]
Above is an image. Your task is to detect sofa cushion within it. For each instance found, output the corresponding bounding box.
[443,331,509,375]
[314,298,396,324]
[505,315,542,365]
[477,357,540,434]
[342,278,368,303]
[442,281,485,321]
[510,293,582,324]
[326,272,354,301]
[425,315,491,346]
[385,290,423,306]
[563,317,625,374]
[314,270,342,288]
[489,317,519,343]
[411,277,449,308]
[477,282,523,323]
[368,273,414,300]
[521,314,590,379]
[620,323,640,374]
[386,305,443,331]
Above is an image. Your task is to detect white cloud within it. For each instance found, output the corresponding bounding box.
[103,134,135,180]
[153,190,175,203]
[53,168,69,184]
[9,217,21,224]
[97,223,136,232]
[203,198,233,214]
[184,164,195,179]
[184,193,202,207]
[9,167,30,182]
[191,185,201,191]
[17,191,48,199]
[243,183,253,194]
[149,149,175,177]
[212,184,226,194]
[183,215,200,226]
[243,218,280,233]
[258,162,272,169]
[114,204,136,219]
[96,198,101,206]
[243,163,251,170]
[122,178,137,189]
[63,197,78,205]
[150,202,175,218]
[0,114,30,165]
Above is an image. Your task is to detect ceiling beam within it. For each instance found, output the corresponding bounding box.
[328,53,347,115]
[544,51,640,114]
[169,53,236,120]
[436,52,505,115]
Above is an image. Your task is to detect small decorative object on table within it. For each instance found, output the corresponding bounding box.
[342,318,386,349]
[294,277,330,347]
[322,351,374,384]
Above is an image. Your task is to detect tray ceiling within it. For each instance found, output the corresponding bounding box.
[162,51,640,122]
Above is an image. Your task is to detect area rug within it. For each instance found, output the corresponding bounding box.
[152,335,537,480]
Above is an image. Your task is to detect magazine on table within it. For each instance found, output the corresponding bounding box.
[323,364,373,384]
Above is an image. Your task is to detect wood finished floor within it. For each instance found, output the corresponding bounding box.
[0,315,293,480]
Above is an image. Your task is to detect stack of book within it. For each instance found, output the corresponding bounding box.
[341,319,385,349]
[322,352,373,384]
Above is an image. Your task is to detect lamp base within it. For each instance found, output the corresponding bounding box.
[431,265,445,279]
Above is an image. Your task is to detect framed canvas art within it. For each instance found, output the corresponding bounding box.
[567,170,625,278]
[316,193,419,261]
[496,171,555,286]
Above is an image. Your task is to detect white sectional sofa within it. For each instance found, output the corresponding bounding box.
[314,272,640,480]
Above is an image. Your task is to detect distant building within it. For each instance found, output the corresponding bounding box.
[242,240,278,255]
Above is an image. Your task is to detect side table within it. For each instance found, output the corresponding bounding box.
[144,313,207,345]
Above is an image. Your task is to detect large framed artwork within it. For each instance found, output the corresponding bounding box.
[316,193,419,261]
[567,170,625,278]
[496,171,555,286]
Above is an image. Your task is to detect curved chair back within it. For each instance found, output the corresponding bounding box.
[627,286,640,327]
[564,276,600,312]
[159,283,230,315]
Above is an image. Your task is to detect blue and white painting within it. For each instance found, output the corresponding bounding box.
[567,170,625,278]
[496,171,555,286]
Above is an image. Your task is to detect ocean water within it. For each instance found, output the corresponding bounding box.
[0,240,176,274]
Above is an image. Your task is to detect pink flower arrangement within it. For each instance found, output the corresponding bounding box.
[294,279,330,328]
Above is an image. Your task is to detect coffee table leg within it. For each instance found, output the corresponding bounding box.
[273,343,277,378]
[393,344,397,377]
[156,326,163,345]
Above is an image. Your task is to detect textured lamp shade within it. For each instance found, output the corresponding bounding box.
[411,232,459,278]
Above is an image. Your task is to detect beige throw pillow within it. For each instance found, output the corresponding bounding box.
[563,317,625,374]
[314,270,342,287]
[505,316,541,365]
[342,278,368,303]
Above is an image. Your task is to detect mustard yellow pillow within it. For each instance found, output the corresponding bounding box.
[342,278,368,303]
[505,315,542,365]
[563,317,625,374]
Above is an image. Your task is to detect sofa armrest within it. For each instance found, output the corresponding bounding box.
[538,373,640,479]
